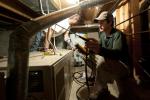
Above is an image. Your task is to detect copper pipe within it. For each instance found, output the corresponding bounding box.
[6,0,113,100]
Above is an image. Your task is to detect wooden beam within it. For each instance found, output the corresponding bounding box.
[0,0,40,19]
[0,14,23,23]
[130,0,142,82]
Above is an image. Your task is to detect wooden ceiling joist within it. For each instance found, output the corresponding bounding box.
[0,0,40,19]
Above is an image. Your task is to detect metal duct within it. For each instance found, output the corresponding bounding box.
[6,0,113,100]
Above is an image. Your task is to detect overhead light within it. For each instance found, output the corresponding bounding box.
[66,0,79,4]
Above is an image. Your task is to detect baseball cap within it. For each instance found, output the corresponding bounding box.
[95,11,113,21]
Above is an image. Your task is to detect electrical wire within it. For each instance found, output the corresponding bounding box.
[44,0,57,54]
[39,0,45,15]
[73,71,86,85]
[46,0,50,14]
[55,23,74,34]
[115,8,150,27]
[109,0,122,13]
[72,69,92,100]
[85,47,90,97]
[72,69,88,99]
[52,24,60,53]
[76,84,86,100]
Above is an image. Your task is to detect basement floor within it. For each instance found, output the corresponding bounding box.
[69,66,150,100]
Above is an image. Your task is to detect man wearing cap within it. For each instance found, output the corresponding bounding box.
[85,11,130,99]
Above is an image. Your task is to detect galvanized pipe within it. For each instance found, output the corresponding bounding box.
[6,0,113,100]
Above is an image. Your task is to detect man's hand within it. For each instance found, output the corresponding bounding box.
[75,44,87,55]
[85,38,100,54]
